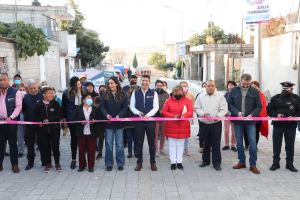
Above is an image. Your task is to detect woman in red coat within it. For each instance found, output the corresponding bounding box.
[162,85,193,170]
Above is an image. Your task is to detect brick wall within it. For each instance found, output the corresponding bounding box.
[45,42,60,89]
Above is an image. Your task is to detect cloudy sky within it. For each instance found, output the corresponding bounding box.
[5,0,299,48]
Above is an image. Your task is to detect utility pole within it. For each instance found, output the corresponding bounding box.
[211,15,213,44]
[241,16,244,57]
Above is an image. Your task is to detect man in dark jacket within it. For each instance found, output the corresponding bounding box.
[123,75,137,93]
[267,81,300,172]
[127,69,132,80]
[227,74,262,174]
[0,73,22,173]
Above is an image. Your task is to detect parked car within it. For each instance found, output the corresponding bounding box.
[104,70,118,85]
[114,69,123,82]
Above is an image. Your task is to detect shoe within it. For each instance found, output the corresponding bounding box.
[200,148,203,153]
[106,166,113,171]
[222,146,230,151]
[199,163,209,168]
[233,163,247,169]
[134,153,138,158]
[270,163,280,171]
[155,151,159,157]
[96,154,102,160]
[135,164,142,171]
[0,166,2,171]
[18,153,23,158]
[4,152,9,156]
[177,163,183,170]
[118,166,123,171]
[244,146,249,150]
[231,147,238,152]
[127,153,132,158]
[70,161,76,169]
[171,164,176,170]
[44,165,52,173]
[25,164,34,171]
[89,168,94,172]
[36,147,40,151]
[160,149,167,156]
[214,166,222,171]
[250,166,260,174]
[197,136,199,140]
[12,165,20,173]
[151,164,157,171]
[184,149,191,156]
[286,164,298,172]
[55,164,62,172]
[78,169,84,172]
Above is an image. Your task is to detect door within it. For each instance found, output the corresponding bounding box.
[65,59,70,88]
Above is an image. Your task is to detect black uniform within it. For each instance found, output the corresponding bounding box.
[267,92,300,165]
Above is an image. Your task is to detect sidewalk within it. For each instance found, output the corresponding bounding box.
[1,123,300,200]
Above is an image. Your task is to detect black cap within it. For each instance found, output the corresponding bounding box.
[14,74,22,79]
[280,81,295,90]
[69,76,79,87]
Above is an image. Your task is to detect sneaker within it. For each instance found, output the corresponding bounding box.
[55,164,62,172]
[96,153,102,160]
[184,149,191,156]
[244,146,249,150]
[155,151,159,157]
[18,153,23,158]
[231,147,238,152]
[222,146,230,151]
[44,165,53,173]
[4,152,9,156]
[160,149,167,156]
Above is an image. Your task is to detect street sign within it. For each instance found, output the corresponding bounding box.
[179,43,186,56]
[245,0,270,24]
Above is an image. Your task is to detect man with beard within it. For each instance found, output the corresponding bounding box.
[267,82,300,172]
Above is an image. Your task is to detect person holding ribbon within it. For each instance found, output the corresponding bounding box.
[100,76,128,171]
[62,76,87,170]
[0,73,22,173]
[12,74,28,93]
[267,81,300,172]
[227,74,262,174]
[73,94,101,172]
[162,85,193,170]
[32,87,63,173]
[194,80,228,171]
[130,74,159,171]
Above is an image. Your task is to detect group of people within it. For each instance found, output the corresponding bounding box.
[0,71,299,174]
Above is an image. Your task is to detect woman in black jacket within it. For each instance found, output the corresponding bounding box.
[32,87,63,173]
[73,94,101,172]
[100,76,128,171]
[85,82,99,100]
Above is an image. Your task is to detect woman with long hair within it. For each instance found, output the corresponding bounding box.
[62,76,87,169]
[100,76,128,171]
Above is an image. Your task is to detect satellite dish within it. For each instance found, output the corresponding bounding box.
[206,36,215,45]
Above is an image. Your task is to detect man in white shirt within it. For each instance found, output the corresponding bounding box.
[194,80,228,171]
[130,75,159,171]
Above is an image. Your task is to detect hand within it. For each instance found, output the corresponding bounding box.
[214,115,219,121]
[204,113,210,117]
[139,112,144,118]
[96,103,100,107]
[174,115,178,119]
[181,116,184,118]
[277,114,284,118]
[81,121,86,125]
[90,119,95,124]
[39,123,43,127]
[247,115,252,118]
[288,116,292,122]
[160,110,162,114]
[5,117,12,122]
[44,119,49,124]
[115,115,119,119]
[238,112,243,117]
[144,115,149,118]
[107,114,111,120]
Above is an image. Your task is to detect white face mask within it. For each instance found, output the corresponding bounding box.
[20,91,26,98]
[163,86,167,91]
[41,85,48,89]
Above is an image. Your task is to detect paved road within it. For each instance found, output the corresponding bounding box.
[2,76,300,199]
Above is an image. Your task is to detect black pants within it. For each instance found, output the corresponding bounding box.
[26,126,38,165]
[123,129,127,146]
[198,120,204,148]
[69,123,77,160]
[38,132,60,165]
[273,126,296,165]
[244,123,261,147]
[0,124,18,166]
[97,128,105,155]
[200,121,222,167]
[135,121,156,165]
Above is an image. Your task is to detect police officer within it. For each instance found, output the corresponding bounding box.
[267,81,300,172]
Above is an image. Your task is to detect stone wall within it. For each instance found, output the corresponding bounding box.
[0,42,16,82]
[45,42,60,89]
[19,55,40,84]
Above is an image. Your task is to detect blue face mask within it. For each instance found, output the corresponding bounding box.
[14,80,21,85]
[81,82,87,86]
[85,99,93,106]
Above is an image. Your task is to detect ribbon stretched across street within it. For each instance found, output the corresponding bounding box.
[1,116,300,125]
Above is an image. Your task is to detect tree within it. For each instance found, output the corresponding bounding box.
[176,60,185,78]
[61,0,85,34]
[110,49,126,64]
[262,11,297,38]
[148,52,166,70]
[0,21,51,59]
[132,53,138,69]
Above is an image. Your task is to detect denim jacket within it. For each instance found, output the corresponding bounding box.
[227,86,262,125]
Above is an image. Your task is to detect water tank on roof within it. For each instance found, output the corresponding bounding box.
[32,0,41,6]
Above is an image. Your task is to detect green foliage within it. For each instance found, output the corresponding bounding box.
[61,0,85,34]
[76,31,109,67]
[148,52,166,70]
[176,60,185,78]
[0,21,51,59]
[132,54,138,69]
[230,68,244,83]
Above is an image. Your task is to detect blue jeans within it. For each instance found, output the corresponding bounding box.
[105,129,125,167]
[126,128,136,154]
[234,123,257,166]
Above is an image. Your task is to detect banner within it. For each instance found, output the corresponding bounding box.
[73,69,105,90]
[245,0,270,24]
[179,43,186,56]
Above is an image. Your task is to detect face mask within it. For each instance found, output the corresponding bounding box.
[163,86,167,91]
[85,99,93,106]
[99,90,104,96]
[81,82,87,86]
[281,91,291,98]
[182,87,188,93]
[130,81,137,86]
[174,94,182,100]
[41,85,48,89]
[155,88,163,94]
[20,91,26,98]
[14,80,21,85]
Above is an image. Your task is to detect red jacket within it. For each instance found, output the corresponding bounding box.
[12,83,29,93]
[259,91,269,138]
[162,94,194,139]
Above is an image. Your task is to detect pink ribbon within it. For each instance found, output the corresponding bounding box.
[0,116,300,125]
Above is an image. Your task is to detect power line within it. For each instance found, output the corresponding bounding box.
[190,0,213,30]
[216,0,229,20]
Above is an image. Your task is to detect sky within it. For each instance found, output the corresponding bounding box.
[4,0,299,48]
